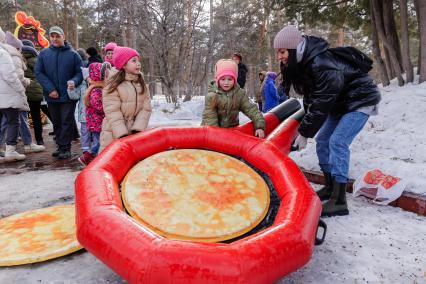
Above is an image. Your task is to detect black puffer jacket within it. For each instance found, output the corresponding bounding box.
[291,36,381,138]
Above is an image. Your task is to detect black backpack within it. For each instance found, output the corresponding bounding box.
[328,46,373,73]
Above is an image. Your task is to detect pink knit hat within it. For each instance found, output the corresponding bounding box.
[104,42,117,52]
[215,59,238,86]
[273,25,303,49]
[112,46,140,70]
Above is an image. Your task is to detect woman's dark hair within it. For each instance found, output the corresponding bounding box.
[281,49,309,96]
[86,47,99,57]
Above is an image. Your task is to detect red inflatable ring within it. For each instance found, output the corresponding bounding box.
[75,100,322,283]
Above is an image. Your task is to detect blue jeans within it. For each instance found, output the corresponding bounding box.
[0,108,20,146]
[90,132,100,155]
[19,111,33,145]
[315,111,369,183]
[1,112,35,145]
[80,122,92,152]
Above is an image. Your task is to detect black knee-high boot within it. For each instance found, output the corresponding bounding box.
[321,180,349,217]
[316,172,333,201]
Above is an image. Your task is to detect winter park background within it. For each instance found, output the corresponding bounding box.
[1,77,425,283]
[1,0,426,282]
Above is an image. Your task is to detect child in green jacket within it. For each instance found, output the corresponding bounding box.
[201,59,265,138]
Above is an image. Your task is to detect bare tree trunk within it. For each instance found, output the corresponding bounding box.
[371,0,404,86]
[246,64,254,99]
[48,0,58,25]
[119,4,127,46]
[207,0,214,81]
[383,0,403,72]
[399,0,414,82]
[131,3,137,50]
[417,33,422,76]
[162,84,171,103]
[371,9,390,86]
[383,45,394,79]
[63,0,69,38]
[148,51,156,98]
[73,0,78,49]
[265,11,273,69]
[183,0,194,101]
[221,0,234,53]
[414,0,425,80]
[258,18,266,68]
[338,27,345,46]
[378,0,394,78]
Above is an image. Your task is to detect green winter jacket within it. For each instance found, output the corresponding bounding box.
[23,51,43,102]
[202,81,265,130]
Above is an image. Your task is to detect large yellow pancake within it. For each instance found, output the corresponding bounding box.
[122,149,270,242]
[0,204,82,266]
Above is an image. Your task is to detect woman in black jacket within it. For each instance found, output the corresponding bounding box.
[273,25,381,217]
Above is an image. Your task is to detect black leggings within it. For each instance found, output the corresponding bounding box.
[28,101,51,143]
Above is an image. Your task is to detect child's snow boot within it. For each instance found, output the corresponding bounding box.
[78,152,95,166]
[316,172,333,201]
[4,145,26,161]
[321,181,349,217]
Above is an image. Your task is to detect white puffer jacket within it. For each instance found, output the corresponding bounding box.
[0,46,29,111]
[2,43,30,87]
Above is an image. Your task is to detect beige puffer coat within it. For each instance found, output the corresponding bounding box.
[99,73,152,153]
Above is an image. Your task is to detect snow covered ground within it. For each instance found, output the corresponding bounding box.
[1,77,425,283]
[0,172,425,283]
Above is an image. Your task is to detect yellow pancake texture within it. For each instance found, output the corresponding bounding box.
[122,149,270,242]
[0,204,82,266]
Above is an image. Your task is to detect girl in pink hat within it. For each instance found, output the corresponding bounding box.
[201,59,265,138]
[103,42,117,66]
[99,46,152,153]
[78,62,111,166]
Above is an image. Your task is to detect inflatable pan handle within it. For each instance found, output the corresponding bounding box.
[315,219,327,245]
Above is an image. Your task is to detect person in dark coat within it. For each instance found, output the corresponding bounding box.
[35,26,83,159]
[21,44,45,145]
[86,47,103,65]
[274,25,381,217]
[231,53,248,89]
[21,39,52,136]
[76,48,89,67]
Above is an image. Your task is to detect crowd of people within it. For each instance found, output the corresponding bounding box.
[0,23,380,217]
[0,25,152,165]
[195,25,380,217]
